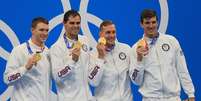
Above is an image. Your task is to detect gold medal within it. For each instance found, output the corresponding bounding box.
[73,40,82,49]
[137,38,147,48]
[98,37,106,45]
[35,52,41,62]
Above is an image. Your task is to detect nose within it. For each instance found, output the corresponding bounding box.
[110,33,115,37]
[72,21,80,26]
[149,23,154,28]
[75,23,80,28]
[107,34,115,40]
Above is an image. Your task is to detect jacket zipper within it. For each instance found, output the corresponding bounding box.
[155,44,165,97]
[111,52,121,100]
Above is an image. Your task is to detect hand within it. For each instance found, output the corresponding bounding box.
[97,43,106,59]
[25,54,39,70]
[71,47,81,62]
[136,46,148,62]
[184,97,195,101]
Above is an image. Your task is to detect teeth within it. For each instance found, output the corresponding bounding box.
[149,32,154,35]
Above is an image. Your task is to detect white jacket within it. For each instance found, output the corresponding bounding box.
[129,33,195,98]
[50,34,94,101]
[88,41,133,101]
[4,39,51,101]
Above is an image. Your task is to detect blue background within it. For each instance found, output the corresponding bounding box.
[0,0,200,101]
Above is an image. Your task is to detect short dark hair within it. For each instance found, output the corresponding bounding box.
[140,9,158,23]
[63,9,81,23]
[31,17,49,28]
[99,20,114,31]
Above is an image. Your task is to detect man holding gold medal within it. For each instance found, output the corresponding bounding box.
[50,10,95,101]
[129,9,195,101]
[88,20,133,101]
[4,17,51,101]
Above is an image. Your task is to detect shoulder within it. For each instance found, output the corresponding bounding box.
[8,42,27,59]
[160,33,180,45]
[160,33,179,43]
[117,42,131,49]
[159,33,181,49]
[12,42,27,53]
[78,35,89,44]
[116,42,131,54]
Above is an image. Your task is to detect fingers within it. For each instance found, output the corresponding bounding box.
[136,46,149,62]
[97,43,106,52]
[136,46,148,56]
[72,47,81,56]
[97,43,105,59]
[71,47,81,62]
[25,56,37,70]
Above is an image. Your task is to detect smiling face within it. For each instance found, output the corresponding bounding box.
[101,24,116,46]
[140,9,159,38]
[64,15,81,39]
[141,16,158,38]
[31,22,49,44]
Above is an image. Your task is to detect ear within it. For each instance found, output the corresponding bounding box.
[31,27,34,33]
[140,22,144,28]
[63,21,67,24]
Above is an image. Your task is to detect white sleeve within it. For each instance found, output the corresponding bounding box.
[88,54,104,87]
[46,51,53,91]
[50,45,77,83]
[129,46,145,86]
[4,48,28,85]
[174,38,195,98]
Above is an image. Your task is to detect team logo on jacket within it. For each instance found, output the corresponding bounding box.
[0,0,170,100]
[162,43,170,51]
[82,44,88,52]
[119,52,126,60]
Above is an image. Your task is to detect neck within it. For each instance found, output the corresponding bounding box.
[145,32,158,38]
[67,33,78,41]
[31,37,44,47]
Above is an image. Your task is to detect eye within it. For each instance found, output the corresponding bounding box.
[105,30,116,34]
[106,31,110,34]
[69,22,75,25]
[39,29,49,32]
[76,22,80,25]
[145,22,150,24]
[69,21,80,25]
[152,21,156,24]
[112,31,116,34]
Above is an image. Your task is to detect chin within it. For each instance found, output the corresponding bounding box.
[73,30,79,34]
[71,32,78,36]
[41,39,47,43]
[107,41,115,45]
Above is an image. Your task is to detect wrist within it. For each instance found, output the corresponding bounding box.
[98,55,104,59]
[137,55,143,62]
[25,64,32,70]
